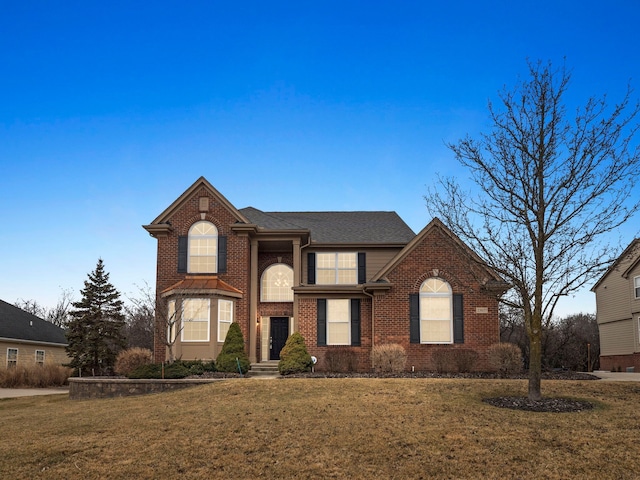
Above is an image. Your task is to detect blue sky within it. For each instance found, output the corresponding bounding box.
[1,1,638,317]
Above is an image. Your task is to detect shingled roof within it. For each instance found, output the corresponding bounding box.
[239,208,416,244]
[0,299,67,345]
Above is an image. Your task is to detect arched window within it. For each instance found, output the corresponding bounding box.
[188,221,218,273]
[261,264,294,302]
[419,278,453,343]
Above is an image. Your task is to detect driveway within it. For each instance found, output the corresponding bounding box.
[590,371,640,382]
[0,387,69,399]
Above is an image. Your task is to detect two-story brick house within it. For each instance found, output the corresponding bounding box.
[592,239,640,371]
[143,177,508,371]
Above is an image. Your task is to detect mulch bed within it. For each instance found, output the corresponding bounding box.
[482,396,594,412]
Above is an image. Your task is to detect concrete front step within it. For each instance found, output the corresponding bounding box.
[249,362,280,377]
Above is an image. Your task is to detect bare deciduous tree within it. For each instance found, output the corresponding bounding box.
[428,61,639,400]
[15,288,74,327]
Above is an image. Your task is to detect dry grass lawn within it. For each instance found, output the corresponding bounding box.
[1,378,639,479]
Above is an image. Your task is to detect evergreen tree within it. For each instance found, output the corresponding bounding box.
[216,322,250,374]
[66,259,126,376]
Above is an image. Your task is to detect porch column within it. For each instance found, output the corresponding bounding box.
[292,238,301,332]
[249,238,258,363]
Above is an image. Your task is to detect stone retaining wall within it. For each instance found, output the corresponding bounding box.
[68,378,224,400]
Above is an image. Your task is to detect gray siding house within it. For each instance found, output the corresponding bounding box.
[592,239,640,371]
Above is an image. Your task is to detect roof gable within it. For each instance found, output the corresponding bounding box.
[147,177,250,226]
[372,218,506,288]
[591,238,640,291]
[0,300,67,345]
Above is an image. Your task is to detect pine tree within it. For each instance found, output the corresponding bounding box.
[66,259,126,376]
[216,322,250,374]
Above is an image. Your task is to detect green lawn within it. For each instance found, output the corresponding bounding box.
[1,378,638,479]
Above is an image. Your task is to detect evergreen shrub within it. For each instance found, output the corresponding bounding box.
[278,332,313,375]
[216,323,250,374]
[371,344,407,373]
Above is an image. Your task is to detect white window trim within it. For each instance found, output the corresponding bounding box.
[634,276,640,299]
[35,350,45,365]
[326,299,351,346]
[181,299,210,343]
[218,299,234,342]
[167,300,177,344]
[7,348,18,367]
[419,278,454,344]
[188,221,218,274]
[316,252,357,285]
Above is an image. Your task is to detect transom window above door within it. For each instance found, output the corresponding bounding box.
[261,264,294,302]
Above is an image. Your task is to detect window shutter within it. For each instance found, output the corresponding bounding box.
[357,252,366,284]
[218,236,227,273]
[317,299,326,346]
[307,253,316,284]
[350,298,361,346]
[177,236,188,273]
[453,294,464,343]
[410,293,420,343]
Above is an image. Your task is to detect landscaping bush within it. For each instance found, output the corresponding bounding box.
[324,347,358,373]
[454,349,479,373]
[114,348,153,376]
[216,322,250,374]
[127,362,190,379]
[371,344,407,373]
[0,363,71,388]
[278,332,313,375]
[487,343,522,376]
[431,349,457,373]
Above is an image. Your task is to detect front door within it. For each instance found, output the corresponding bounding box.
[270,317,289,360]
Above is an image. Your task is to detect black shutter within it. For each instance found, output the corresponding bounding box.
[410,293,420,343]
[308,252,316,284]
[177,236,188,273]
[218,236,227,274]
[357,252,366,284]
[317,299,326,346]
[350,299,361,346]
[453,294,464,344]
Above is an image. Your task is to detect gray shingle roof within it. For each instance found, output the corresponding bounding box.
[0,300,67,345]
[239,208,415,244]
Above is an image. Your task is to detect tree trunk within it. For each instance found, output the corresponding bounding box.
[528,327,542,400]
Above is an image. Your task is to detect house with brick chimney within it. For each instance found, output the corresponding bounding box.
[143,177,508,372]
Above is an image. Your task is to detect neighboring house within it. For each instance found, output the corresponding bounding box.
[592,239,640,371]
[0,299,68,367]
[143,177,508,371]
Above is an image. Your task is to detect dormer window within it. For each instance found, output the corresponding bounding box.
[188,221,218,273]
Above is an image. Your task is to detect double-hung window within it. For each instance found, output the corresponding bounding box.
[410,278,464,345]
[181,299,210,342]
[35,350,45,365]
[419,278,453,343]
[316,253,357,284]
[7,348,17,367]
[218,300,234,342]
[317,298,361,346]
[188,221,218,273]
[635,276,640,299]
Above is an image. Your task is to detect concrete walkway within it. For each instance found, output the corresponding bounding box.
[590,371,640,382]
[0,387,69,399]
